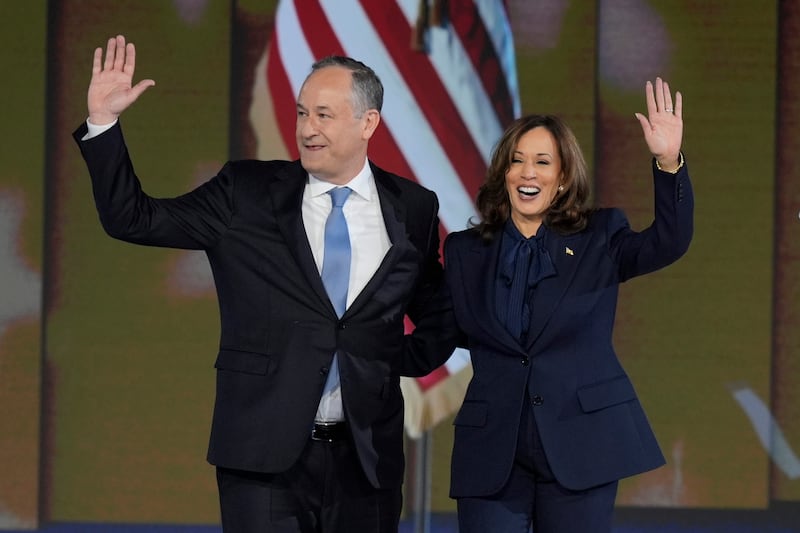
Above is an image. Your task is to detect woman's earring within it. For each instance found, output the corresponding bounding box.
[558,185,564,192]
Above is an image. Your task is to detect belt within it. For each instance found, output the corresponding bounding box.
[311,422,348,442]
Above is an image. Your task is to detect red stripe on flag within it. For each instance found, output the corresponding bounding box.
[416,365,451,391]
[267,32,301,159]
[360,0,485,199]
[294,0,343,62]
[447,0,515,126]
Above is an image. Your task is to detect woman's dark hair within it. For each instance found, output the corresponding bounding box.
[473,114,593,239]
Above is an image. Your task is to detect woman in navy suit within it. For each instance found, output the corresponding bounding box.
[445,78,693,532]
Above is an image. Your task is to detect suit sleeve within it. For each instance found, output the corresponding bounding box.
[608,158,694,282]
[73,121,234,250]
[397,193,463,377]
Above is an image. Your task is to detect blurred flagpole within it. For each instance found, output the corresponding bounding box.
[407,431,433,533]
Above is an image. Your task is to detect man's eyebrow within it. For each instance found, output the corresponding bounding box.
[296,103,333,113]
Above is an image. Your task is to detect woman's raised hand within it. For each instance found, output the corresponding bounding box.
[635,77,683,171]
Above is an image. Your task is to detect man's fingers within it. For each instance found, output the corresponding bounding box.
[92,47,102,75]
[98,36,136,77]
[130,79,156,100]
[103,37,116,72]
[124,42,136,75]
[112,35,126,72]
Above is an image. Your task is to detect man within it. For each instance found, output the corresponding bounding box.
[74,35,456,532]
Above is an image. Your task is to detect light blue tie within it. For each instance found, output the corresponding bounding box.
[322,187,352,317]
[318,187,352,419]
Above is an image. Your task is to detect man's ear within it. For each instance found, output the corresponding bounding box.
[362,109,381,141]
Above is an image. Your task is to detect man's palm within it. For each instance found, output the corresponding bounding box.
[87,36,154,124]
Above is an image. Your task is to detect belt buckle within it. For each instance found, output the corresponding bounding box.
[312,422,344,442]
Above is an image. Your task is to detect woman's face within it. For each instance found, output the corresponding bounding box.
[504,126,564,237]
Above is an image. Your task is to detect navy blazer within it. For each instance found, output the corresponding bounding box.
[73,122,457,489]
[445,161,693,496]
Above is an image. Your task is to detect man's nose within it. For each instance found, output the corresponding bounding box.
[298,116,318,137]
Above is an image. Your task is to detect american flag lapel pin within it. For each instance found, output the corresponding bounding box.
[565,246,574,256]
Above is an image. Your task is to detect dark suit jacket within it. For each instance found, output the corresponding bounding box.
[445,162,693,496]
[73,122,456,489]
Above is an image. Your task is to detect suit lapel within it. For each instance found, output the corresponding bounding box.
[268,162,422,319]
[524,230,587,349]
[374,166,408,248]
[269,161,336,316]
[345,165,412,317]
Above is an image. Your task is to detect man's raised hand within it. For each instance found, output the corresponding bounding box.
[87,35,155,125]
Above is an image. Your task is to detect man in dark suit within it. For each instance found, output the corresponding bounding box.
[74,35,456,533]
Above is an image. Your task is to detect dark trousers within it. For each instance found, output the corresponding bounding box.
[457,401,618,533]
[216,435,402,533]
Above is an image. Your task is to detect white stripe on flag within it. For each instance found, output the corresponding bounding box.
[274,0,315,96]
[475,0,521,117]
[444,347,471,374]
[396,0,508,163]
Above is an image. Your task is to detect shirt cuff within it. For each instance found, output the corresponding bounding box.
[82,118,118,140]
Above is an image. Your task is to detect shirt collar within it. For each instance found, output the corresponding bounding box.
[307,158,374,201]
[503,218,547,242]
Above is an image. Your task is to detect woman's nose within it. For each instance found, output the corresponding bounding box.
[522,163,536,179]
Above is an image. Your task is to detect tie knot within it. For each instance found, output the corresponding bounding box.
[328,187,352,208]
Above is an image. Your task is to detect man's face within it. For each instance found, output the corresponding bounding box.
[295,66,378,185]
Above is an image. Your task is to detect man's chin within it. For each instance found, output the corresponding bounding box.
[299,158,326,179]
[300,158,317,171]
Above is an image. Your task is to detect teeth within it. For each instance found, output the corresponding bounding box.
[518,186,540,195]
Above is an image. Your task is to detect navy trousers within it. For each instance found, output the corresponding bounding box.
[457,399,618,533]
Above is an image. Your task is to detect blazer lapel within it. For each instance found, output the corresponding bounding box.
[269,161,336,316]
[524,231,587,350]
[462,235,526,355]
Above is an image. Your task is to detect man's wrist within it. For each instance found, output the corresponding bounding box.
[84,118,118,140]
[88,112,118,126]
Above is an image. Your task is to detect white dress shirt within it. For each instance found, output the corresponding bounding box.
[303,160,391,422]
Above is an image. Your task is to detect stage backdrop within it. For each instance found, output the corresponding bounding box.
[0,0,798,529]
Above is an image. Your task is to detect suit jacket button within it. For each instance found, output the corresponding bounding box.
[338,322,347,330]
[521,356,529,366]
[532,395,544,406]
[320,367,329,375]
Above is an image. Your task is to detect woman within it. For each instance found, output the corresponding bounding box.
[445,78,693,532]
